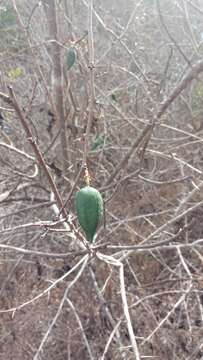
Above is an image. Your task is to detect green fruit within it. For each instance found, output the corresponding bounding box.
[66,47,76,70]
[76,186,103,242]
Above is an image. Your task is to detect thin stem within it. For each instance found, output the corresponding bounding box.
[83,0,95,171]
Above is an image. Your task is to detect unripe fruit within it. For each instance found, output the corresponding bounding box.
[76,186,103,242]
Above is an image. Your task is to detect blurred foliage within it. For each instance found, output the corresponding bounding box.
[91,135,105,151]
[8,67,23,80]
[0,2,16,28]
[191,81,203,116]
[0,1,23,53]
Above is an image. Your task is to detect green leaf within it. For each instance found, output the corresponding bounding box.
[91,136,104,150]
[111,93,117,102]
[66,47,76,70]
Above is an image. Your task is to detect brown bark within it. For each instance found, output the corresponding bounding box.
[42,0,69,173]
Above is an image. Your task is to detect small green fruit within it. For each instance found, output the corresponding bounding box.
[76,186,103,242]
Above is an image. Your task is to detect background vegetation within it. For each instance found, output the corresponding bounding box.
[1,0,203,359]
